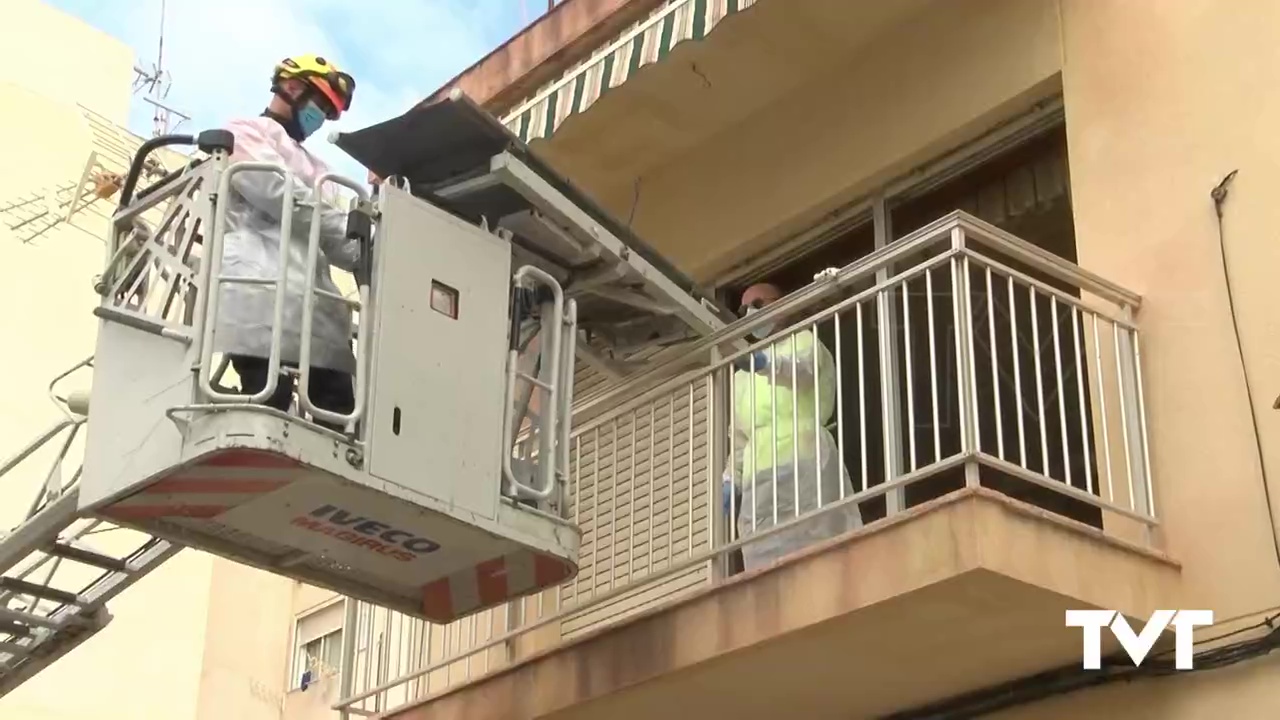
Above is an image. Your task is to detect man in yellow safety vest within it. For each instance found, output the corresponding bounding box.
[725,282,862,572]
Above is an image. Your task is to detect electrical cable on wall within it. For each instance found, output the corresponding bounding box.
[1211,170,1280,575]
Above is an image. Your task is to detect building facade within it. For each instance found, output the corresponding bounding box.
[8,0,1280,718]
[320,0,1280,718]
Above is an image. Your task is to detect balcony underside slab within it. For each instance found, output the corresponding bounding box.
[385,487,1181,720]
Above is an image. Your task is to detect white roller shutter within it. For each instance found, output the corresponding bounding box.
[561,356,713,639]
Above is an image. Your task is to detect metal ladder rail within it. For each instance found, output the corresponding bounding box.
[0,359,180,699]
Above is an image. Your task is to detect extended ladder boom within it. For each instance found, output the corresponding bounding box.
[0,358,179,698]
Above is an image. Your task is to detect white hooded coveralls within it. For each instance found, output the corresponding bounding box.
[725,329,863,571]
[215,116,360,374]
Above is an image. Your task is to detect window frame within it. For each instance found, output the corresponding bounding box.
[288,597,347,691]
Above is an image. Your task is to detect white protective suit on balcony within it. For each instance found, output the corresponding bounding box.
[215,116,360,375]
[726,326,863,571]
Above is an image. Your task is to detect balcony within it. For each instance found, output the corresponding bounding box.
[332,213,1181,719]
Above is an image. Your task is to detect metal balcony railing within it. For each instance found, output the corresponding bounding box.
[334,211,1153,717]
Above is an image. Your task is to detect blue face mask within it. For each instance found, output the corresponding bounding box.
[296,101,327,139]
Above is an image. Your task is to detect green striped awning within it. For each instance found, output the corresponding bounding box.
[501,0,759,143]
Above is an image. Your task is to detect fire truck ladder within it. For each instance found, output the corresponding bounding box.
[0,358,180,698]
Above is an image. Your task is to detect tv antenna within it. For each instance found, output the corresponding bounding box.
[132,0,190,137]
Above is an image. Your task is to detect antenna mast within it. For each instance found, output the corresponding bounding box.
[131,0,190,137]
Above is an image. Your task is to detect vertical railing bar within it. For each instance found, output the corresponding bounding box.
[835,311,847,499]
[791,334,800,522]
[1092,314,1114,504]
[1132,328,1156,516]
[338,598,358,720]
[363,603,375,696]
[947,250,969,454]
[1114,323,1135,511]
[1072,307,1094,496]
[962,255,981,458]
[813,322,823,508]
[390,612,401,693]
[1051,297,1072,487]
[419,619,430,698]
[707,371,718,553]
[1030,286,1050,475]
[877,284,903,514]
[770,345,779,527]
[925,267,941,462]
[903,279,917,471]
[986,267,1005,460]
[1009,274,1027,467]
[857,303,868,492]
[404,618,417,700]
[381,606,392,691]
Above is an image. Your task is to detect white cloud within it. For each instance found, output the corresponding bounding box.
[49,0,528,179]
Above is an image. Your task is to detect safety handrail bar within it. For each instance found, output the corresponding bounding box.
[197,161,296,404]
[557,300,578,507]
[114,133,195,212]
[45,356,93,423]
[19,423,83,523]
[502,266,566,500]
[952,211,1141,307]
[0,421,81,489]
[298,173,372,431]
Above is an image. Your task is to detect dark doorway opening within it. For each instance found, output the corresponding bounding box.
[722,122,1103,563]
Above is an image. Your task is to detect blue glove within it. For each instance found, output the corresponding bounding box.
[733,350,769,373]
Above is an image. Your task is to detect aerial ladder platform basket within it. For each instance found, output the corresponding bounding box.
[65,90,729,628]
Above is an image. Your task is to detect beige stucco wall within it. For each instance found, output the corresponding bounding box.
[990,0,1280,711]
[0,2,294,718]
[1059,0,1280,618]
[0,3,210,719]
[195,562,296,720]
[0,0,133,123]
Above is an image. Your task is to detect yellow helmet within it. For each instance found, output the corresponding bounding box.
[272,54,355,119]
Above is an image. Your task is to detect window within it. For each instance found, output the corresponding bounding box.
[720,102,1102,547]
[290,600,345,690]
[295,630,343,687]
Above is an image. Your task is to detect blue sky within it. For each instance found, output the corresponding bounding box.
[47,0,533,178]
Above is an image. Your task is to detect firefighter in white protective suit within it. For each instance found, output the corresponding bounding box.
[724,282,863,572]
[216,54,361,431]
